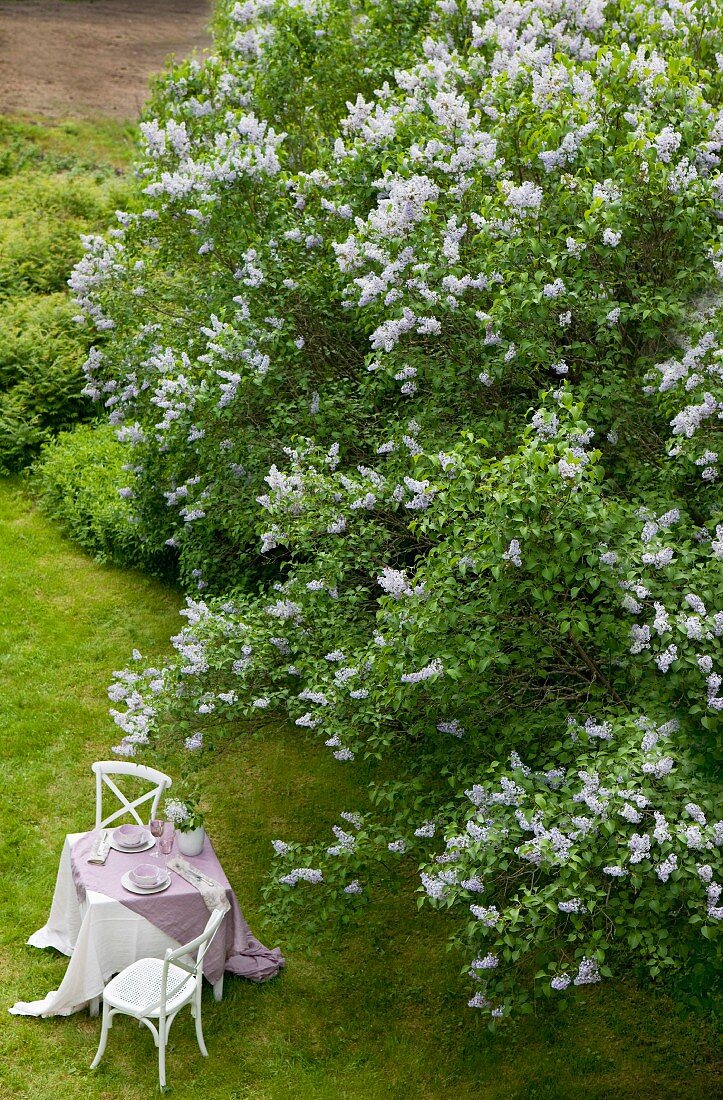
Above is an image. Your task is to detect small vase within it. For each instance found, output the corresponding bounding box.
[177,825,206,857]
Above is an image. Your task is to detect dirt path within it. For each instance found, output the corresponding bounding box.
[0,0,212,119]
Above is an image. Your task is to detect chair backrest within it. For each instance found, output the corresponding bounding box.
[92,760,172,829]
[167,904,228,976]
[152,907,228,1018]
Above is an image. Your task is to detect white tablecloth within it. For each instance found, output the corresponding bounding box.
[9,833,223,1018]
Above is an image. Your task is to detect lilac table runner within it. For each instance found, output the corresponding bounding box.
[71,832,284,985]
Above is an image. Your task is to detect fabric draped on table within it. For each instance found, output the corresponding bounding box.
[9,830,284,1016]
[69,830,284,985]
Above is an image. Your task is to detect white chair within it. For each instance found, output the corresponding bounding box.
[90,905,227,1089]
[92,760,172,830]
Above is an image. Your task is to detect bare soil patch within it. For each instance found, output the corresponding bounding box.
[0,0,211,119]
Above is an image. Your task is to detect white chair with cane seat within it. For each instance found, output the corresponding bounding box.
[90,905,227,1089]
[92,760,172,829]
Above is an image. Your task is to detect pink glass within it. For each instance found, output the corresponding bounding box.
[159,824,175,863]
[150,818,164,866]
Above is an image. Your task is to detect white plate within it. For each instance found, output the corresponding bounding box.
[110,830,155,853]
[121,870,171,895]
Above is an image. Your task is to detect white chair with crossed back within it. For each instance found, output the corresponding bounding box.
[90,905,227,1089]
[92,760,172,830]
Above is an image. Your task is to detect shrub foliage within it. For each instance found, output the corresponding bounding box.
[0,119,130,470]
[40,0,723,1018]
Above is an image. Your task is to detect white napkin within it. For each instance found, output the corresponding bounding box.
[87,830,112,864]
[167,856,230,915]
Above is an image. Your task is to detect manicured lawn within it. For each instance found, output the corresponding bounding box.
[1,477,720,1099]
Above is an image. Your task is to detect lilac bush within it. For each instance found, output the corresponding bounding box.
[37,0,723,1017]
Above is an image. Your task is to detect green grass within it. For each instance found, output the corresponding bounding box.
[0,115,137,175]
[0,477,720,1100]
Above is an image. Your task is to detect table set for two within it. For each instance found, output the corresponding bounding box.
[9,760,284,1088]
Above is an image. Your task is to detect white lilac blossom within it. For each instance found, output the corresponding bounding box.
[401,658,443,683]
[502,539,522,568]
[378,566,424,599]
[653,127,682,163]
[642,756,675,779]
[657,854,678,882]
[653,603,671,634]
[653,813,671,843]
[327,826,357,856]
[437,719,465,737]
[629,624,651,654]
[165,798,191,825]
[685,803,707,826]
[685,593,708,616]
[712,526,723,559]
[543,279,566,299]
[471,954,499,971]
[279,867,324,886]
[684,825,705,849]
[421,872,452,900]
[502,181,543,216]
[558,458,579,480]
[656,645,678,672]
[470,905,500,926]
[583,717,613,741]
[628,833,651,863]
[642,548,674,568]
[558,898,585,913]
[574,957,601,985]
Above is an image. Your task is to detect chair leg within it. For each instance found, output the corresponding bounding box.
[158,1019,167,1089]
[90,1002,112,1069]
[194,992,208,1057]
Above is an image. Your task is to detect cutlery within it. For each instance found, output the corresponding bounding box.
[88,829,111,863]
[170,859,220,890]
[186,865,218,888]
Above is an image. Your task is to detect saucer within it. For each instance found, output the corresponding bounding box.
[121,870,171,895]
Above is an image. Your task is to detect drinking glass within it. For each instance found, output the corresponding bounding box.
[150,818,164,864]
[159,825,175,867]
